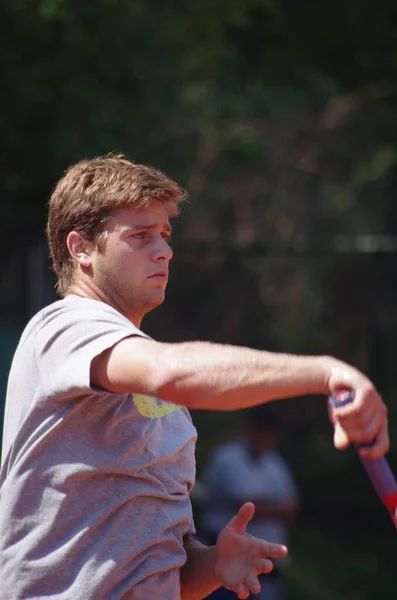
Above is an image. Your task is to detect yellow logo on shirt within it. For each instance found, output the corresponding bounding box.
[132,394,180,419]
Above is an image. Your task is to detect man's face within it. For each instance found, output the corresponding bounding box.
[90,200,173,323]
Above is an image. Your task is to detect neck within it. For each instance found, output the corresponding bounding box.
[67,282,144,329]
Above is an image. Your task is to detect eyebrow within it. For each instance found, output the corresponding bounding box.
[122,223,173,234]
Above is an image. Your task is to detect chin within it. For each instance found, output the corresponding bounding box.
[142,292,166,312]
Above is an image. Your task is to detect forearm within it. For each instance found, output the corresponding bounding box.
[180,536,220,600]
[95,336,342,410]
[154,342,331,410]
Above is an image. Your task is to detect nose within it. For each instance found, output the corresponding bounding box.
[152,236,173,263]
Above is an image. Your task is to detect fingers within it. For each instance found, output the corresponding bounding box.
[223,539,286,598]
[333,421,349,450]
[233,559,275,598]
[237,573,261,599]
[327,365,390,458]
[358,421,389,459]
[255,557,274,574]
[338,405,385,445]
[260,540,288,559]
[228,502,255,534]
[236,585,250,600]
[330,390,382,429]
[331,400,389,458]
[246,572,261,594]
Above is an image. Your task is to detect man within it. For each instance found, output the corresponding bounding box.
[201,404,299,600]
[0,154,389,600]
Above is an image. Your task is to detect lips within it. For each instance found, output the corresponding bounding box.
[148,271,168,279]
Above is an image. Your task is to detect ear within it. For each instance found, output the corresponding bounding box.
[66,231,94,268]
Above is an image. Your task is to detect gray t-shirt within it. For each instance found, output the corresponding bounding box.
[0,295,197,600]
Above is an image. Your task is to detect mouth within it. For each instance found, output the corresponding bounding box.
[148,271,168,280]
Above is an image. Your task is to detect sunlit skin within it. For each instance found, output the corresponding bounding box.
[66,201,173,328]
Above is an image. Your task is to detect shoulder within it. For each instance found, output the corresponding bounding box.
[39,296,147,336]
[43,295,128,321]
[15,299,65,343]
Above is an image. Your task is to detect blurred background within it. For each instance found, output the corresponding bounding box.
[1,0,397,597]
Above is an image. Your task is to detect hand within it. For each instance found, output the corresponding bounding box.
[215,502,288,600]
[326,358,389,459]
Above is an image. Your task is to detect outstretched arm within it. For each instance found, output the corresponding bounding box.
[180,503,288,600]
[91,337,389,458]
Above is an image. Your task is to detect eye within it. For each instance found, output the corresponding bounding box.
[162,232,172,243]
[132,232,148,239]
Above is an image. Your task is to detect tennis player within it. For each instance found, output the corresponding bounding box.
[0,155,389,600]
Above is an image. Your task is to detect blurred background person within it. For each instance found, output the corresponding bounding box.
[200,404,299,600]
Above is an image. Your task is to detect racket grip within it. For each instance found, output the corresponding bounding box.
[329,389,397,516]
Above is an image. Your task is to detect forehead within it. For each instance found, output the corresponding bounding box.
[107,201,171,230]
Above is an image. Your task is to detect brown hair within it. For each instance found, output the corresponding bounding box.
[47,153,186,295]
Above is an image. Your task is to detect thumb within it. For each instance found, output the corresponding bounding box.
[333,421,350,450]
[228,502,255,534]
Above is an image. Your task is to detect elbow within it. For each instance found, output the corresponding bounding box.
[146,345,187,404]
[148,342,206,408]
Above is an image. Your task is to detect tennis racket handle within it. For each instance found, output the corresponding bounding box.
[329,389,397,512]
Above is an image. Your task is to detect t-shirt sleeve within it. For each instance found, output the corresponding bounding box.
[34,298,148,400]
